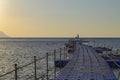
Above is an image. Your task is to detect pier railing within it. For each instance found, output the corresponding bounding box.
[0,47,68,80]
[87,41,120,80]
[106,54,120,80]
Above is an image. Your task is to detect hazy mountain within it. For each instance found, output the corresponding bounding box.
[0,31,8,37]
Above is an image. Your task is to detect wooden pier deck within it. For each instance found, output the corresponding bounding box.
[54,43,116,80]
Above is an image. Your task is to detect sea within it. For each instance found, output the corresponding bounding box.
[0,38,120,80]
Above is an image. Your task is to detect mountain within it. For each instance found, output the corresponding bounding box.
[0,31,8,37]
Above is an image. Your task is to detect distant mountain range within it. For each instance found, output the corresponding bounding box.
[0,31,8,37]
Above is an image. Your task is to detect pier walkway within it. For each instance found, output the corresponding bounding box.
[54,42,116,80]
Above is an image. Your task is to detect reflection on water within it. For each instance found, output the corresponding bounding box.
[0,40,66,80]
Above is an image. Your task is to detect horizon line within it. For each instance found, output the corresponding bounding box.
[0,37,120,39]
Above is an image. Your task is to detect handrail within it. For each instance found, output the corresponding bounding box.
[0,47,67,79]
[0,69,15,77]
[0,56,46,77]
[106,53,120,80]
[107,54,120,68]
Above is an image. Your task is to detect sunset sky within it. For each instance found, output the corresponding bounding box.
[0,0,120,37]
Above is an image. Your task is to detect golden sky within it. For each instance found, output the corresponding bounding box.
[0,0,120,37]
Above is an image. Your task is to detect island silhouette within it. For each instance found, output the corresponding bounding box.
[0,31,8,37]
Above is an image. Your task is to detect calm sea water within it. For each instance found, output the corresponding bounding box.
[85,38,120,50]
[0,38,120,80]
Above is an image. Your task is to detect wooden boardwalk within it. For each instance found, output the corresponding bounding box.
[54,43,116,80]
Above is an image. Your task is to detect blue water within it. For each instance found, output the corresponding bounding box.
[0,38,120,49]
[84,38,120,50]
[0,38,120,80]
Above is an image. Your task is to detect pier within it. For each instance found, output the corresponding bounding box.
[54,42,116,80]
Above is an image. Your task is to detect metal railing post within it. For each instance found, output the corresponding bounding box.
[60,48,62,72]
[15,64,17,80]
[34,56,37,80]
[54,50,56,78]
[93,42,94,47]
[118,71,120,79]
[66,47,68,59]
[46,53,49,80]
[110,46,112,51]
[64,47,65,60]
[41,76,44,80]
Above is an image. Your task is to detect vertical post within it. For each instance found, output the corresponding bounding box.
[111,61,114,70]
[41,76,44,80]
[116,49,119,55]
[46,53,49,80]
[66,47,68,59]
[95,42,96,47]
[99,43,101,47]
[54,50,56,78]
[98,43,99,47]
[96,43,98,47]
[34,56,37,80]
[111,46,113,50]
[60,48,62,72]
[93,42,95,48]
[15,64,17,80]
[108,45,110,49]
[103,44,105,48]
[64,47,66,60]
[102,43,103,47]
[118,71,120,80]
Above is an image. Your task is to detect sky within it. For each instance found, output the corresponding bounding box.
[0,0,120,37]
